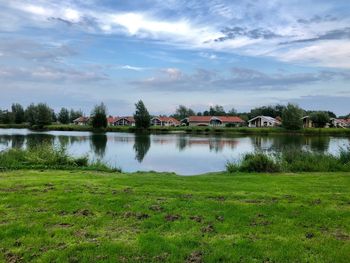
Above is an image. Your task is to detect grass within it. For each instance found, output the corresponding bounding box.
[0,170,349,262]
[0,145,118,172]
[227,147,350,173]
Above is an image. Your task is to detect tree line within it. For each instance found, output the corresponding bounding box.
[0,101,349,130]
[0,103,82,128]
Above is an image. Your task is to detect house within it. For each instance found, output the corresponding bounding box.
[114,117,135,126]
[330,118,350,128]
[73,116,90,125]
[302,116,313,128]
[107,116,118,126]
[248,116,281,128]
[151,116,181,126]
[184,116,245,127]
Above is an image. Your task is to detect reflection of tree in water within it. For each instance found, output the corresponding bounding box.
[307,136,330,152]
[11,135,25,149]
[134,133,151,162]
[177,135,188,151]
[26,134,54,149]
[251,135,330,153]
[0,135,11,148]
[58,136,70,149]
[271,136,304,152]
[90,134,107,158]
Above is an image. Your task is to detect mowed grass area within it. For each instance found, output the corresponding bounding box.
[0,171,349,262]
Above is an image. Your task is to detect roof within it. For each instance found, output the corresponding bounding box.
[152,116,181,124]
[107,116,118,124]
[248,116,280,123]
[115,116,135,123]
[73,116,89,122]
[332,118,350,124]
[187,116,244,123]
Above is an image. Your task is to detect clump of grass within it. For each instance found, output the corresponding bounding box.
[0,144,118,172]
[227,147,350,173]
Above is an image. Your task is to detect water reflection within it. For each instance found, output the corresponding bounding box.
[90,134,107,158]
[134,133,151,162]
[250,135,331,153]
[0,129,349,174]
[27,134,54,149]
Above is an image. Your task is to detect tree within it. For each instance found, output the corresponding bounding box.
[209,105,226,116]
[227,108,237,116]
[134,100,151,129]
[25,104,37,126]
[11,103,25,124]
[91,103,107,129]
[172,105,195,120]
[249,104,286,119]
[0,109,13,124]
[25,103,52,127]
[36,103,53,127]
[282,103,303,130]
[58,108,70,124]
[310,112,330,128]
[69,109,83,123]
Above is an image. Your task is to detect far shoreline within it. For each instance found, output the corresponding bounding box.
[1,123,350,136]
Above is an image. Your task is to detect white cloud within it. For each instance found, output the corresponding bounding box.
[274,40,350,69]
[2,0,350,69]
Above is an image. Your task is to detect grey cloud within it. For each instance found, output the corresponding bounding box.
[281,27,350,44]
[297,15,338,24]
[0,38,77,62]
[0,66,108,83]
[48,16,100,32]
[131,67,350,92]
[214,27,281,42]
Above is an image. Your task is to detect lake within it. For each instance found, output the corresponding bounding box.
[0,129,349,175]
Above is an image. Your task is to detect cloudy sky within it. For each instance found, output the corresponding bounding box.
[1,0,350,115]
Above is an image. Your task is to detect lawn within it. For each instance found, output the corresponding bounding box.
[0,170,349,262]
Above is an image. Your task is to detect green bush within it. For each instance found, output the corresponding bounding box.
[0,144,117,172]
[227,147,350,173]
[239,153,281,173]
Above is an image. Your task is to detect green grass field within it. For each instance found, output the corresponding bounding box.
[0,170,349,262]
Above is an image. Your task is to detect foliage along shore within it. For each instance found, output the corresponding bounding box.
[0,169,349,262]
[1,123,350,136]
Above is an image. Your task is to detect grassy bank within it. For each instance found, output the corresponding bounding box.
[227,148,350,173]
[2,123,350,136]
[0,170,349,262]
[0,145,117,172]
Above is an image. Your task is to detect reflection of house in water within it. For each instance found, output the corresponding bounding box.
[175,136,239,152]
[250,136,275,151]
[111,136,135,143]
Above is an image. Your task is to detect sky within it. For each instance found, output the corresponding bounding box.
[0,0,350,116]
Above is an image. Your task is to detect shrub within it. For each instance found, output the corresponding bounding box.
[227,147,350,173]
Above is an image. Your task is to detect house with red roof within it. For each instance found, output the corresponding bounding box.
[107,116,118,126]
[151,116,181,126]
[330,118,350,128]
[184,116,245,127]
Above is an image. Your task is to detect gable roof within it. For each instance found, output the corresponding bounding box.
[73,116,89,123]
[152,116,181,124]
[248,116,280,123]
[115,116,135,123]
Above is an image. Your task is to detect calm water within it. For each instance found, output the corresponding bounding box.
[0,129,349,175]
